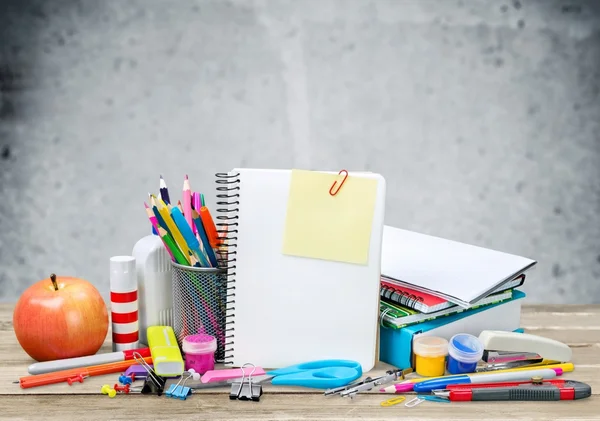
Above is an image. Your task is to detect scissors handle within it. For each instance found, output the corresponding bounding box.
[267,359,362,389]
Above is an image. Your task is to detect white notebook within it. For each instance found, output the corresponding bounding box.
[381,226,536,308]
[215,168,386,370]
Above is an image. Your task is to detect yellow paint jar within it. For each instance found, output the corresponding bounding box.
[413,336,449,377]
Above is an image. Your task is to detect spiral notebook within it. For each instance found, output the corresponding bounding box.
[215,168,386,370]
[380,274,526,313]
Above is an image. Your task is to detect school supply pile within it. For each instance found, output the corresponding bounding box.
[10,168,592,410]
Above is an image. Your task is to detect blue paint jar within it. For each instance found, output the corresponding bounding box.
[447,333,484,374]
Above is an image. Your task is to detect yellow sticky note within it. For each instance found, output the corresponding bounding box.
[282,170,378,265]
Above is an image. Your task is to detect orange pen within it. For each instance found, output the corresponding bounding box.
[19,357,153,389]
[199,206,222,248]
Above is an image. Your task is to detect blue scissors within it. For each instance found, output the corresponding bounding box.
[246,359,362,389]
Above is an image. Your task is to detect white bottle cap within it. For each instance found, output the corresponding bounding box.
[110,255,137,293]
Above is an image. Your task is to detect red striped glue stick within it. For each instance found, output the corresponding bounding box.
[110,256,139,351]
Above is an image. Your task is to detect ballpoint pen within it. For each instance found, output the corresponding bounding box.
[380,362,573,393]
[412,367,562,393]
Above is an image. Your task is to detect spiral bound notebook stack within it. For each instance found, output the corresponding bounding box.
[379,225,536,329]
[214,168,386,370]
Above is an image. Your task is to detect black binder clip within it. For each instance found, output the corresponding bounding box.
[133,352,166,396]
[229,363,262,402]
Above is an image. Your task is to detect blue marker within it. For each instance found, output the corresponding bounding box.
[171,207,210,267]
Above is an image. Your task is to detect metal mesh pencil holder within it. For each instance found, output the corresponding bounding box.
[171,262,227,363]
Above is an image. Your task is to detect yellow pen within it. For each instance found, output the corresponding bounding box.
[380,362,574,393]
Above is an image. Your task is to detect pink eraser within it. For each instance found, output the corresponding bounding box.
[553,368,563,375]
[201,367,266,383]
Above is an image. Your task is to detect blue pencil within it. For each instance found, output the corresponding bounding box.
[191,210,218,268]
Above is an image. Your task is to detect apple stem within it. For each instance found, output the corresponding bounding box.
[50,274,58,291]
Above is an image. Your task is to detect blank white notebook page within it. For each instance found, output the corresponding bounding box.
[224,168,386,370]
[381,226,536,306]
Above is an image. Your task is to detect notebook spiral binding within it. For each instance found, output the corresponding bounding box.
[380,285,424,309]
[215,172,240,365]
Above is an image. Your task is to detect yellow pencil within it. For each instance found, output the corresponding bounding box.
[156,198,194,264]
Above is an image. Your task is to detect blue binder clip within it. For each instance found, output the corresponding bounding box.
[174,385,192,400]
[166,370,199,400]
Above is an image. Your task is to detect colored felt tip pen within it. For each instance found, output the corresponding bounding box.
[443,380,591,401]
[27,348,151,375]
[413,367,562,393]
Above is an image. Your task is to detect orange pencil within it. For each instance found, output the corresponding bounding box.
[19,357,153,389]
[199,206,222,248]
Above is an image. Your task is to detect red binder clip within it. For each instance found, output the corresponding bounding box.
[329,170,348,196]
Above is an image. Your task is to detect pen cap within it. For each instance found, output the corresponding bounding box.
[448,333,484,364]
[110,256,137,293]
[413,336,448,358]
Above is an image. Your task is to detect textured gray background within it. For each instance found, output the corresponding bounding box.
[1,0,599,304]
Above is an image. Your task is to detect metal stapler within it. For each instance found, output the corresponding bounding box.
[476,330,572,372]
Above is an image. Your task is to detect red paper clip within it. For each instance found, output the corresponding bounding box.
[329,170,348,196]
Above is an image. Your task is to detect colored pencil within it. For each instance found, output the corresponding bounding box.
[145,202,175,261]
[188,250,201,267]
[171,206,211,267]
[156,198,194,263]
[191,192,199,234]
[159,175,171,205]
[192,209,218,267]
[199,206,222,248]
[183,175,193,230]
[158,227,188,265]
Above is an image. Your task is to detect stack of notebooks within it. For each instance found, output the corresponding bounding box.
[378,225,537,368]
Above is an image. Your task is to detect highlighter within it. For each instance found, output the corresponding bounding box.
[147,326,184,377]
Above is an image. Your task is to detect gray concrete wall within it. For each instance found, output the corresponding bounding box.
[1,0,599,304]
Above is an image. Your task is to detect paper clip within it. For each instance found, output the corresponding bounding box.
[381,396,406,407]
[405,395,450,407]
[329,169,348,196]
[230,363,262,402]
[133,352,165,396]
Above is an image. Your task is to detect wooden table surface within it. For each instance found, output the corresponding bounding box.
[0,304,598,420]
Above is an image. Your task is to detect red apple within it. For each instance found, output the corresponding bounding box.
[13,274,109,362]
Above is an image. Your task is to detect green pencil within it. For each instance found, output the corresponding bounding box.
[159,226,188,265]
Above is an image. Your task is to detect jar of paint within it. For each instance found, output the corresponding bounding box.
[182,334,217,374]
[413,336,448,377]
[446,333,484,374]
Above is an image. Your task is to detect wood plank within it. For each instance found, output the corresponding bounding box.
[0,394,598,421]
[522,310,600,329]
[522,327,600,344]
